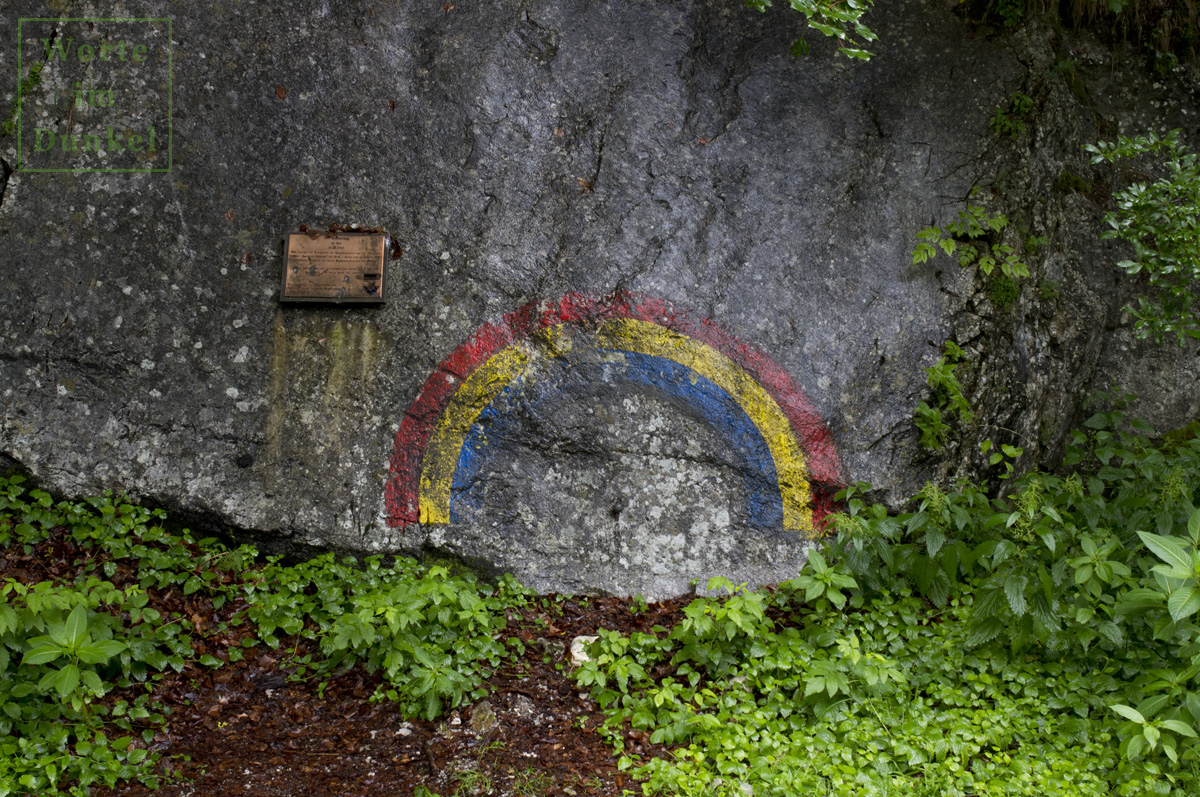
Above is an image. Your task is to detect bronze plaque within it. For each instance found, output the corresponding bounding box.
[281,232,387,303]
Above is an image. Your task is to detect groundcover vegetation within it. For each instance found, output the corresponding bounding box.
[576,407,1200,796]
[1,403,1199,795]
[0,484,529,795]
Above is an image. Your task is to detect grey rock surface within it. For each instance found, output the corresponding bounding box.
[1,0,1198,598]
[468,700,497,735]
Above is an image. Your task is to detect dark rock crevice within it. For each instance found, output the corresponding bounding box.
[0,158,12,209]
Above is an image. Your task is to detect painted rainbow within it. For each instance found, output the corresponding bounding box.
[385,292,842,534]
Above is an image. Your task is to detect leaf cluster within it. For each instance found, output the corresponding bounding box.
[989,92,1035,140]
[239,553,528,721]
[913,340,974,452]
[1086,129,1200,345]
[0,481,248,794]
[913,205,1032,281]
[743,0,877,60]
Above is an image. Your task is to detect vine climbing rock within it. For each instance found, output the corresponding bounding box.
[1,0,1197,597]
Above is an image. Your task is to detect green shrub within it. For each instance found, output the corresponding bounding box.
[990,92,1035,140]
[574,404,1200,796]
[1086,129,1200,345]
[0,480,246,794]
[1160,420,1200,456]
[913,341,974,452]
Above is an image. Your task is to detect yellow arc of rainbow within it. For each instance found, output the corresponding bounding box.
[418,344,531,524]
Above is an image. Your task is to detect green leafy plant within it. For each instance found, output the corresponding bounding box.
[1039,278,1062,301]
[1160,419,1200,455]
[990,91,1035,140]
[998,0,1026,27]
[913,205,1032,279]
[914,340,974,451]
[743,0,877,60]
[512,766,553,796]
[788,550,857,609]
[986,271,1020,311]
[979,437,1025,478]
[1085,129,1200,345]
[238,554,528,721]
[912,341,1026,473]
[451,768,492,796]
[19,604,126,710]
[0,478,264,794]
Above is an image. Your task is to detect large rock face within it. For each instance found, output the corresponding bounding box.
[2,0,1198,597]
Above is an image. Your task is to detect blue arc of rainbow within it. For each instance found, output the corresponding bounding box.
[453,349,785,526]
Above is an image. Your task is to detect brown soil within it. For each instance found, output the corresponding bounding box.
[100,596,684,797]
[3,527,685,797]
